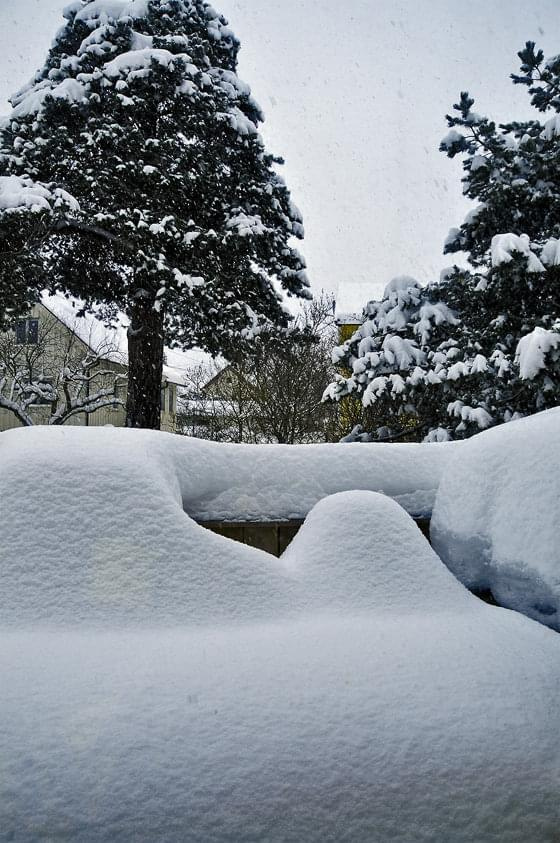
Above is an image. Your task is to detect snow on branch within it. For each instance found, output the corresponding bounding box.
[491,233,545,273]
[0,175,79,215]
[515,326,560,380]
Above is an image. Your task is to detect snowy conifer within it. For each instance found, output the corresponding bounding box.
[0,175,79,326]
[324,275,463,440]
[326,44,560,441]
[0,0,309,428]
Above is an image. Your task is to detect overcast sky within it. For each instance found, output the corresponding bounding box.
[1,0,559,312]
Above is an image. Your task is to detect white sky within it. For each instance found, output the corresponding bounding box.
[1,0,559,312]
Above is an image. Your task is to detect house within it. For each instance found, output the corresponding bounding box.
[333,280,368,342]
[335,309,363,344]
[332,289,368,436]
[0,295,182,432]
[178,362,246,440]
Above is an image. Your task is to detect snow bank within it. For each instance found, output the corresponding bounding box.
[166,428,453,520]
[0,425,456,625]
[431,407,560,629]
[1,425,560,840]
[0,427,294,626]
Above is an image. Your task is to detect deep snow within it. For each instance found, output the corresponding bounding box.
[0,425,456,625]
[1,423,560,841]
[431,406,560,631]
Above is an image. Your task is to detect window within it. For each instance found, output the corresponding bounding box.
[161,387,166,412]
[15,318,39,345]
[168,385,174,413]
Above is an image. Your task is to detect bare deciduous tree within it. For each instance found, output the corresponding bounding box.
[178,293,340,444]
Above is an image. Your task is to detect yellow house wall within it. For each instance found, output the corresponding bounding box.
[334,320,366,435]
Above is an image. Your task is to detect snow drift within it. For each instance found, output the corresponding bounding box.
[431,407,560,630]
[0,425,455,625]
[1,424,560,841]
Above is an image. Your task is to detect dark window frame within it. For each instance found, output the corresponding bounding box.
[15,318,39,345]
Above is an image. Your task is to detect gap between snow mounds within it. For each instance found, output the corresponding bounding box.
[0,425,471,627]
[199,515,431,557]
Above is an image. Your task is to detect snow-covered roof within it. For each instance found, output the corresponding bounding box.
[39,293,207,385]
[335,311,363,326]
[40,293,127,364]
[334,282,376,325]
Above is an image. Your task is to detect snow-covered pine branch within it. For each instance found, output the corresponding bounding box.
[324,43,560,442]
[0,175,80,326]
[325,257,560,441]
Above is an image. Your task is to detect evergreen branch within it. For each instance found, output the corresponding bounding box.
[51,219,134,250]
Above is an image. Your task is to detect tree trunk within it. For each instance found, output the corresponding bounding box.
[126,296,164,429]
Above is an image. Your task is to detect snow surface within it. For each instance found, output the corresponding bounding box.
[431,407,560,630]
[1,425,560,840]
[0,426,455,618]
[166,429,453,521]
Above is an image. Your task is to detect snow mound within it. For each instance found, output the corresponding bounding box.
[284,490,471,613]
[1,425,560,840]
[0,426,458,625]
[0,427,294,626]
[431,407,560,629]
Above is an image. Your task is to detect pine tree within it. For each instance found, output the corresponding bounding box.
[0,175,78,326]
[324,275,465,441]
[325,43,560,441]
[0,0,309,428]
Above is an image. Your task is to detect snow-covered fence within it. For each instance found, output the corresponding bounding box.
[200,516,432,556]
[173,435,457,522]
